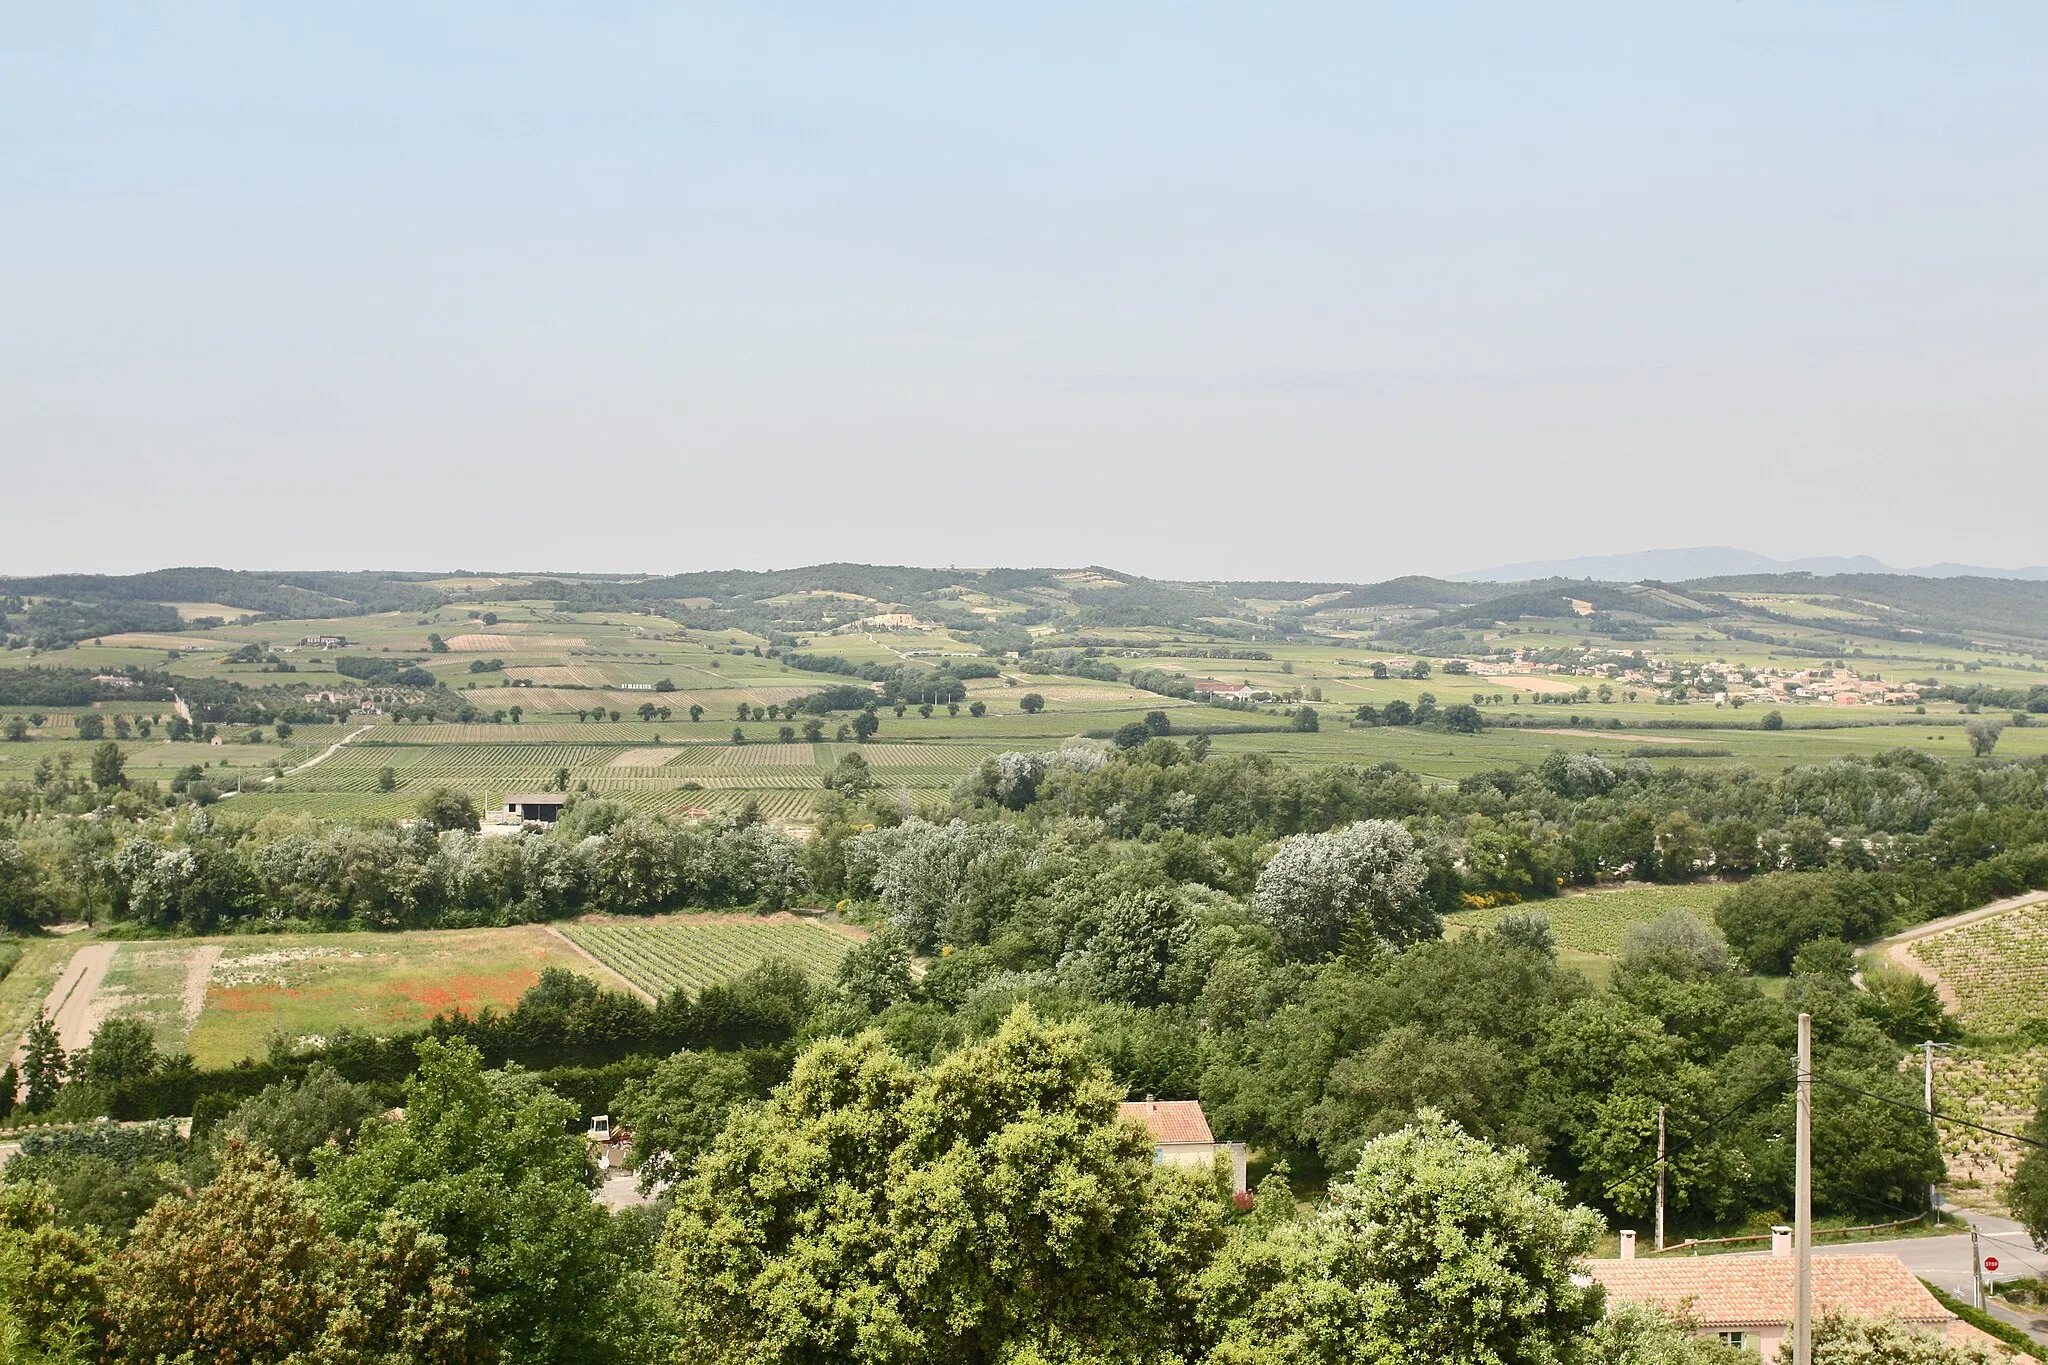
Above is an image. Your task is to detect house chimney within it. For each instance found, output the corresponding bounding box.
[1620,1230,1637,1261]
[1230,1141,1248,1197]
[1771,1225,1793,1257]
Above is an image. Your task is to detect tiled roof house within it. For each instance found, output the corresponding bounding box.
[1118,1100,1248,1200]
[1588,1253,2005,1356]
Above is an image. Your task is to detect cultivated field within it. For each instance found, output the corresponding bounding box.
[4,914,871,1071]
[1892,900,2048,1192]
[561,915,860,998]
[4,927,625,1070]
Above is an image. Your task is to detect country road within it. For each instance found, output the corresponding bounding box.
[280,723,372,779]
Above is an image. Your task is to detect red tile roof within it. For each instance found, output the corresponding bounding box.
[1588,1255,1955,1330]
[1119,1100,1215,1146]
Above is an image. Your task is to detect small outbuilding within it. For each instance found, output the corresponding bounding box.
[1119,1099,1248,1199]
[504,792,568,823]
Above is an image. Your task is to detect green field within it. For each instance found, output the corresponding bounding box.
[1446,883,1732,956]
[561,916,859,997]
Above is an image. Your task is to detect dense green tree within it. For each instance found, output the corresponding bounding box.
[1086,888,1194,1007]
[3,1126,187,1241]
[851,708,879,742]
[414,786,481,833]
[1441,702,1484,733]
[1966,718,2004,758]
[75,1017,161,1090]
[1019,692,1045,714]
[1196,1111,1603,1365]
[314,1038,629,1364]
[89,741,125,791]
[1857,963,1953,1042]
[21,1012,65,1112]
[612,1050,771,1191]
[376,765,398,792]
[0,1179,112,1361]
[1252,820,1435,960]
[215,1064,379,1177]
[2007,1075,2048,1244]
[657,1006,1227,1365]
[0,839,49,931]
[1715,872,1891,973]
[834,928,917,1013]
[113,1141,487,1365]
[73,714,104,742]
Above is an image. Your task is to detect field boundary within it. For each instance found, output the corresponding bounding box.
[542,924,653,1002]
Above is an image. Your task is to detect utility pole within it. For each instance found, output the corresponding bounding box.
[1923,1040,1943,1218]
[1655,1103,1667,1253]
[1971,1226,1987,1310]
[1795,1011,1813,1365]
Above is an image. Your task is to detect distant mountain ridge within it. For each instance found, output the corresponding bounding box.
[1453,546,2048,583]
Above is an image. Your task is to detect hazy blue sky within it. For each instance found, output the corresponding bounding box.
[4,4,2044,580]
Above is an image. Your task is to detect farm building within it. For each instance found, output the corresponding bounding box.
[504,792,568,823]
[1191,682,1256,701]
[301,635,348,648]
[1119,1099,1248,1197]
[1587,1246,1999,1356]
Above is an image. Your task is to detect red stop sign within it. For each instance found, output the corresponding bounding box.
[1985,1256,2000,1272]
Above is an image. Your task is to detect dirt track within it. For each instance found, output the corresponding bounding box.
[36,942,116,1054]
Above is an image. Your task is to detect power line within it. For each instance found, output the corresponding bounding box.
[1810,1072,2048,1154]
[1599,1073,1793,1202]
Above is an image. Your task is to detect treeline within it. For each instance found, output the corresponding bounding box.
[0,567,440,618]
[937,738,2048,966]
[0,668,176,707]
[784,651,999,706]
[333,654,438,687]
[1918,680,2048,713]
[11,735,2048,980]
[4,599,185,649]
